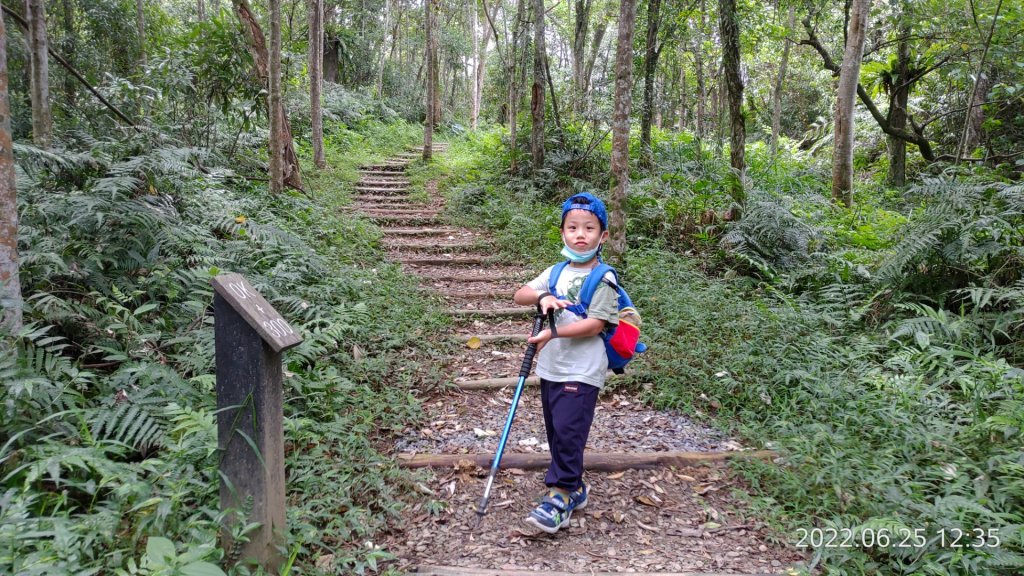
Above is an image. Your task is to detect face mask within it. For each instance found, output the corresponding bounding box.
[561,243,600,263]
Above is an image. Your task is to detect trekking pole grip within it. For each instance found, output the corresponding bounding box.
[518,306,546,377]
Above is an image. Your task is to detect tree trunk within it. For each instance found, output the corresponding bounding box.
[958,0,1002,161]
[433,33,441,127]
[887,13,910,188]
[375,0,392,98]
[423,0,435,160]
[962,70,992,155]
[571,0,593,116]
[831,0,870,207]
[607,0,638,264]
[639,0,662,169]
[137,0,147,70]
[508,0,527,172]
[677,48,686,130]
[268,0,284,193]
[198,0,206,20]
[233,0,302,190]
[471,0,480,128]
[581,6,609,112]
[309,0,325,168]
[770,4,793,158]
[530,0,545,171]
[324,36,339,82]
[719,0,744,215]
[692,14,706,144]
[61,0,75,105]
[0,11,22,334]
[25,0,52,149]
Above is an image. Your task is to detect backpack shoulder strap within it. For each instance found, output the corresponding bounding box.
[579,263,617,309]
[548,260,571,295]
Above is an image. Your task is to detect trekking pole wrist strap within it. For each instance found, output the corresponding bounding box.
[536,291,553,305]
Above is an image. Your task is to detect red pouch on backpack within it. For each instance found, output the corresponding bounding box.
[608,308,641,359]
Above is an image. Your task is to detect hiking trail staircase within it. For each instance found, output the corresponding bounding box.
[349,145,803,575]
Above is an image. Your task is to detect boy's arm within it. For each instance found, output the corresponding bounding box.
[514,285,570,313]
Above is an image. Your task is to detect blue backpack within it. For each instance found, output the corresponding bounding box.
[548,260,647,374]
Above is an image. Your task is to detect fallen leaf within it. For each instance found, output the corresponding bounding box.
[607,471,626,480]
[677,474,697,482]
[473,428,496,437]
[612,511,625,523]
[466,336,482,349]
[702,521,722,530]
[518,437,539,446]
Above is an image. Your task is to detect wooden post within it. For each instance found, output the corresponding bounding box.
[211,273,302,570]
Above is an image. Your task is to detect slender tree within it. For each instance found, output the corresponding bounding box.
[570,0,593,115]
[309,0,325,168]
[887,10,910,187]
[375,0,392,98]
[957,0,1003,162]
[530,0,545,170]
[770,4,794,158]
[0,9,22,334]
[832,0,870,207]
[507,0,527,171]
[639,0,662,168]
[607,0,638,263]
[268,0,284,193]
[719,0,744,214]
[137,0,147,70]
[233,0,302,189]
[25,0,52,149]
[423,0,436,160]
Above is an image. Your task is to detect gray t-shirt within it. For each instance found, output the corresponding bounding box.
[527,264,619,388]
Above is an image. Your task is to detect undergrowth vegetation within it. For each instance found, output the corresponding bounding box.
[436,123,1024,575]
[2,93,447,574]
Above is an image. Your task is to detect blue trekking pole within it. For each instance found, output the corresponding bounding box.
[473,305,556,528]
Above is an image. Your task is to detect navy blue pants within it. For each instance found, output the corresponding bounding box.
[540,379,599,491]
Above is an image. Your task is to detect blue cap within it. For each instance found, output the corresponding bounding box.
[561,192,608,230]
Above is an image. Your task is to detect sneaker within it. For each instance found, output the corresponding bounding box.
[570,482,589,511]
[523,491,573,534]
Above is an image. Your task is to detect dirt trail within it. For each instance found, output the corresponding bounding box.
[353,147,804,575]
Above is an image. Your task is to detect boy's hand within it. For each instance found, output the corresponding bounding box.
[527,328,553,351]
[538,294,569,315]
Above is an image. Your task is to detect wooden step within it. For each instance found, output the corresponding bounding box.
[454,372,617,390]
[384,228,462,236]
[371,215,443,225]
[354,186,410,194]
[447,307,532,317]
[357,171,408,178]
[355,195,421,203]
[383,241,482,253]
[360,209,441,216]
[453,333,528,343]
[442,289,514,300]
[358,179,410,187]
[415,567,772,576]
[399,256,489,266]
[396,450,776,470]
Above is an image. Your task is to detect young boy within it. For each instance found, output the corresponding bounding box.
[512,192,619,534]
